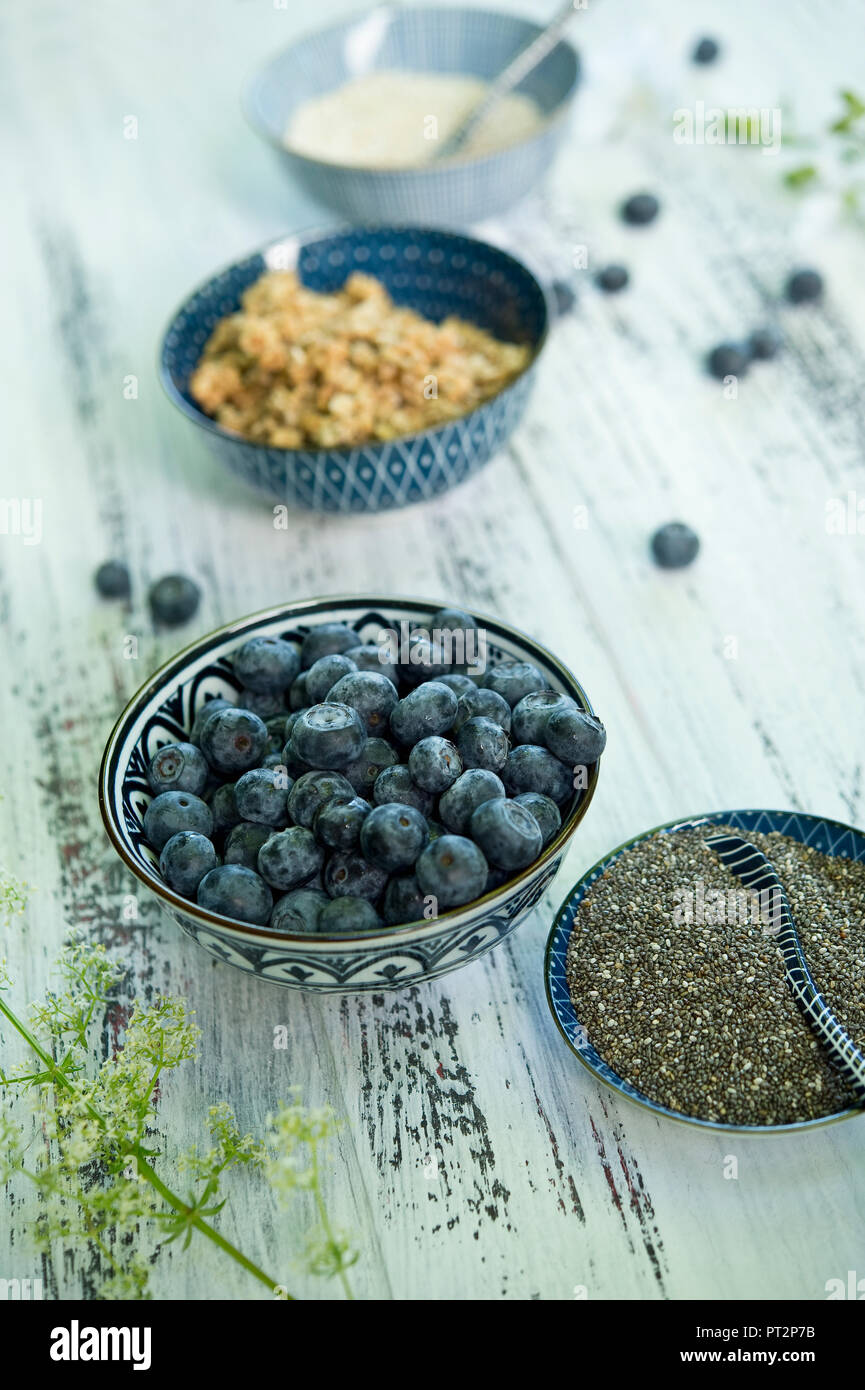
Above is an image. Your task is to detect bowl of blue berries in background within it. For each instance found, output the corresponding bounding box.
[159,225,549,514]
[242,7,579,225]
[99,596,603,993]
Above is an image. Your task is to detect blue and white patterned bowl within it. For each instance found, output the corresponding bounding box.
[99,596,600,993]
[159,225,549,513]
[545,809,865,1133]
[243,6,580,224]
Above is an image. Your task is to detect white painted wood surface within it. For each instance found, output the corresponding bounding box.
[2,0,865,1300]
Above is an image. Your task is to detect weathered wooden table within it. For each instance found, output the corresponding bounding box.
[3,0,864,1300]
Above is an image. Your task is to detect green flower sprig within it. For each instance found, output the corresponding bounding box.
[0,928,355,1300]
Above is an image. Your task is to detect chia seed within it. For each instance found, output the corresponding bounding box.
[565,826,865,1125]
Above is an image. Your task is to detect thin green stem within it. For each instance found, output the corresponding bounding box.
[310,1142,354,1301]
[0,993,290,1300]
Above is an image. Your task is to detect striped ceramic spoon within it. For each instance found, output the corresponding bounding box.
[704,832,865,1104]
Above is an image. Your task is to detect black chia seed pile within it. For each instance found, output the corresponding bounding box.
[565,826,865,1125]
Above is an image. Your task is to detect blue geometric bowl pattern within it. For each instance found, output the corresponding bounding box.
[545,809,865,1133]
[243,6,580,225]
[160,226,549,514]
[100,597,600,993]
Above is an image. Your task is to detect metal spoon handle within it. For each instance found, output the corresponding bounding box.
[436,0,582,160]
[705,833,865,1103]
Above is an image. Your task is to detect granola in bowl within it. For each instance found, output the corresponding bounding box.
[188,269,532,450]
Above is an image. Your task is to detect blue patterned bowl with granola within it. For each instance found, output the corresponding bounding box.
[99,596,600,993]
[159,226,549,514]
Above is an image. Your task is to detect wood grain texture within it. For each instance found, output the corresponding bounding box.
[2,0,865,1300]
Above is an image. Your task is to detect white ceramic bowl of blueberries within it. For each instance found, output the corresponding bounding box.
[99,596,603,992]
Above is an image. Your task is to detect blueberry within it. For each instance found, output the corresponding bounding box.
[502,746,573,804]
[344,644,399,686]
[343,736,400,793]
[282,742,315,780]
[621,192,660,226]
[300,623,357,669]
[453,687,511,735]
[224,821,273,869]
[324,851,388,902]
[513,792,562,847]
[318,896,382,933]
[269,887,329,933]
[290,702,366,770]
[396,632,450,686]
[596,264,629,293]
[383,875,428,926]
[390,681,458,745]
[551,279,576,316]
[786,268,823,304]
[144,790,213,851]
[456,717,509,773]
[511,690,576,745]
[288,672,309,711]
[234,767,291,826]
[437,673,478,699]
[360,803,429,872]
[485,866,510,893]
[197,864,272,925]
[748,326,782,361]
[326,670,399,734]
[469,798,542,871]
[286,770,355,828]
[372,764,434,817]
[233,635,300,694]
[305,653,358,704]
[159,831,217,896]
[260,753,286,771]
[258,826,324,891]
[426,820,446,842]
[415,835,488,910]
[544,708,607,766]
[482,660,547,709]
[190,697,232,745]
[236,688,285,720]
[200,706,268,776]
[264,715,290,758]
[651,521,700,569]
[408,736,463,793]
[207,782,241,835]
[147,741,209,797]
[430,607,478,634]
[148,574,201,626]
[313,793,372,851]
[707,343,749,380]
[438,768,505,834]
[692,36,719,63]
[94,560,131,599]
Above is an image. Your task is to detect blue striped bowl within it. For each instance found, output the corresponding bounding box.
[545,809,865,1133]
[243,6,580,224]
[159,225,549,513]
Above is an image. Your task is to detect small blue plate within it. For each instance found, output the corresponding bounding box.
[545,808,865,1134]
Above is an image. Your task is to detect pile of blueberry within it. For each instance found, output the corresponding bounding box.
[141,609,606,934]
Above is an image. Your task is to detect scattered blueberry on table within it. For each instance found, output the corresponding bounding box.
[148,574,201,626]
[707,342,750,380]
[596,264,630,293]
[139,612,604,931]
[692,36,720,64]
[650,521,701,569]
[748,325,783,361]
[786,268,824,304]
[94,560,131,600]
[620,193,660,227]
